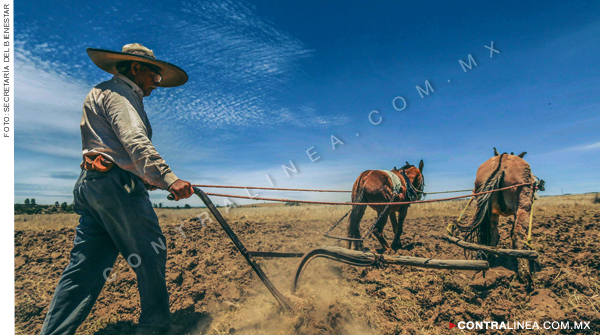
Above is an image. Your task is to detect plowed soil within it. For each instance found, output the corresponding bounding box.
[15,199,600,334]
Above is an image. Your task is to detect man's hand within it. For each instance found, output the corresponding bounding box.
[168,179,193,200]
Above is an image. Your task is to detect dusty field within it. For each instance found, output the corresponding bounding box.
[15,194,600,334]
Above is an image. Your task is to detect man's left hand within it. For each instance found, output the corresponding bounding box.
[168,179,193,200]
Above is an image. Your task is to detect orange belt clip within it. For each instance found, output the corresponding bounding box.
[80,154,114,172]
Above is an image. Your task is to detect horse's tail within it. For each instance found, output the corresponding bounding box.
[351,171,368,203]
[457,155,505,245]
[347,172,369,249]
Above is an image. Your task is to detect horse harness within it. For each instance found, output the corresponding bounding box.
[380,169,422,202]
[400,169,421,202]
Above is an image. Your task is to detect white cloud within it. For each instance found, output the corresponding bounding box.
[576,142,600,151]
[15,53,85,163]
[14,45,90,202]
[15,45,87,136]
[145,0,348,131]
[559,141,600,153]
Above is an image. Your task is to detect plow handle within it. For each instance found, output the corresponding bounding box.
[167,187,296,312]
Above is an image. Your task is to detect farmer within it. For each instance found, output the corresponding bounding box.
[40,43,193,335]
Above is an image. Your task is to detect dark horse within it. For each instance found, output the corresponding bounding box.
[347,160,425,252]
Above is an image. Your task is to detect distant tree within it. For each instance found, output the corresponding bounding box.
[184,204,191,209]
[31,199,36,205]
[24,198,30,205]
[153,203,158,208]
[61,202,68,211]
[176,205,180,209]
[159,203,162,208]
[55,201,60,207]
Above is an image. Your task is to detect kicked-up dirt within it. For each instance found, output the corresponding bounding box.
[15,198,600,334]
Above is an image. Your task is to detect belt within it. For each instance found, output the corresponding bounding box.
[80,154,114,172]
[80,155,160,190]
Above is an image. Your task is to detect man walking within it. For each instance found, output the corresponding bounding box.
[40,43,193,335]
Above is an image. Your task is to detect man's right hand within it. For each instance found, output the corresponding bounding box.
[168,179,193,200]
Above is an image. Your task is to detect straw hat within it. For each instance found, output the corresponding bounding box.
[87,43,188,87]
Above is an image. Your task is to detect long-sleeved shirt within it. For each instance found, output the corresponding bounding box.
[80,74,178,190]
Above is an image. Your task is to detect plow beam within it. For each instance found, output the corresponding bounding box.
[439,235,539,259]
[292,246,489,293]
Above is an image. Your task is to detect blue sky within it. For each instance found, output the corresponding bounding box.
[15,0,600,205]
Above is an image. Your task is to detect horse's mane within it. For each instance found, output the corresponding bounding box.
[392,163,415,172]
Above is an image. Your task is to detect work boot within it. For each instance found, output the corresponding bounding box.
[135,324,185,335]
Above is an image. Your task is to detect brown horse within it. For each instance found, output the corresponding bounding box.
[457,149,544,282]
[347,160,425,252]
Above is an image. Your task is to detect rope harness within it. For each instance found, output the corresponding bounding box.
[323,191,400,242]
[446,196,474,235]
[185,176,540,249]
[190,184,469,196]
[322,209,352,238]
[201,182,533,206]
[525,201,535,250]
[446,179,542,252]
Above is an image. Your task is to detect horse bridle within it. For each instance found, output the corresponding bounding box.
[400,169,425,201]
[533,177,545,199]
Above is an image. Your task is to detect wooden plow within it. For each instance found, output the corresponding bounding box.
[169,187,491,313]
[171,187,297,312]
[289,246,488,294]
[438,235,539,259]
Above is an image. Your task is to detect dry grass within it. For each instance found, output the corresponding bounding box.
[14,213,80,231]
[15,193,598,232]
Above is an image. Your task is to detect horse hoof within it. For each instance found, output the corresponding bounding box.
[391,243,402,251]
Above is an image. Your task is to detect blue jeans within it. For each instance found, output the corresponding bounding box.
[40,167,171,335]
